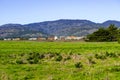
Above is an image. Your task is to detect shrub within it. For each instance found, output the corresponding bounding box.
[23,74,34,80]
[28,52,40,59]
[28,60,34,64]
[55,52,60,56]
[105,52,118,58]
[111,67,120,72]
[39,54,45,59]
[75,62,83,68]
[55,55,63,61]
[27,52,40,64]
[107,66,120,72]
[95,53,106,60]
[66,56,71,60]
[64,56,71,61]
[118,53,120,56]
[16,59,24,64]
[19,53,25,57]
[49,54,55,58]
[28,57,39,64]
[88,57,96,64]
[33,58,39,64]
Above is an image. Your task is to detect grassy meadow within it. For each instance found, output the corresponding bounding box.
[0,41,120,80]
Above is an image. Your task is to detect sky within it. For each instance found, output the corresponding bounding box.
[0,0,120,25]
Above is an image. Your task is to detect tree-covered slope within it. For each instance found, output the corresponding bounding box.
[0,19,120,38]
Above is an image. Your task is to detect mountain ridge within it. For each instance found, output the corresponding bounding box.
[0,19,120,38]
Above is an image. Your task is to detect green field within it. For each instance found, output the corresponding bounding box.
[0,41,120,80]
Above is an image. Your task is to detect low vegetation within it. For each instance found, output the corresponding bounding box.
[0,41,120,80]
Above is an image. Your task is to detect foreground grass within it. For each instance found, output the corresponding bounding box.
[0,41,120,80]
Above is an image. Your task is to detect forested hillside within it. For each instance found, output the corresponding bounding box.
[0,19,120,38]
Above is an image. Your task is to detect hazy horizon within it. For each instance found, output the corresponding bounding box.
[0,0,120,25]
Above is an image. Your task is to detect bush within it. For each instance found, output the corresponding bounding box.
[39,54,45,59]
[55,55,63,61]
[107,66,120,72]
[75,62,83,68]
[55,52,60,56]
[28,57,39,64]
[88,57,96,64]
[49,54,55,58]
[105,52,118,58]
[111,67,120,72]
[28,60,34,64]
[118,53,120,56]
[64,56,71,61]
[27,52,40,64]
[33,58,39,64]
[16,59,24,64]
[95,53,106,60]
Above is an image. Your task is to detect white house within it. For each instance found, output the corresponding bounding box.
[54,36,58,40]
[28,38,37,40]
[65,36,84,40]
[4,38,12,41]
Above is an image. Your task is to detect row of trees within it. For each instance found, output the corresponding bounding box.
[86,24,120,42]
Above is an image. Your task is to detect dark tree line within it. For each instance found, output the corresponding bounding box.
[86,24,120,42]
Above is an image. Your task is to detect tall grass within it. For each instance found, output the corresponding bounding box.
[0,41,120,80]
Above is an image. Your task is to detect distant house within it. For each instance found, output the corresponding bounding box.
[28,38,37,40]
[59,36,66,40]
[54,36,58,40]
[75,36,84,40]
[37,37,46,41]
[65,36,76,40]
[12,38,20,41]
[48,36,58,40]
[65,36,84,40]
[4,38,12,41]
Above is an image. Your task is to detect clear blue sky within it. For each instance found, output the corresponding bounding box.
[0,0,120,25]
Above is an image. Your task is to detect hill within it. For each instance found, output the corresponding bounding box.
[0,19,120,38]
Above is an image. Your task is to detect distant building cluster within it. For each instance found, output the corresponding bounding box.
[3,36,84,41]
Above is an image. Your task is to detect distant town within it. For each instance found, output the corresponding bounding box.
[2,36,84,41]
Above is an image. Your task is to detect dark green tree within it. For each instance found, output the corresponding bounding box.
[107,24,118,41]
[87,28,111,41]
[86,24,119,42]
